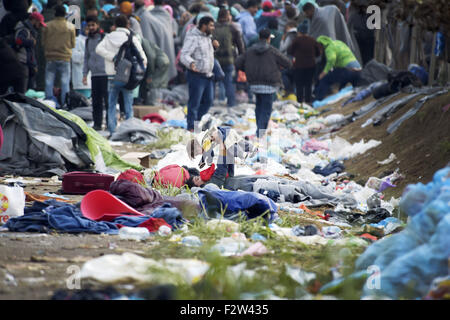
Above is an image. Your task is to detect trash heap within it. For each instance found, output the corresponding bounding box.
[1,81,449,300]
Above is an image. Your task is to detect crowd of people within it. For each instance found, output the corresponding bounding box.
[0,0,371,138]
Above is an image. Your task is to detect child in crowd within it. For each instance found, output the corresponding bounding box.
[186,126,257,188]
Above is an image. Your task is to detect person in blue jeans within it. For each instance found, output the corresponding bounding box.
[95,15,147,135]
[180,16,218,131]
[42,5,76,105]
[235,28,292,137]
[213,8,245,107]
[219,64,236,107]
[45,61,71,105]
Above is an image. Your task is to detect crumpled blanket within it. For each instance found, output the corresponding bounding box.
[110,118,159,144]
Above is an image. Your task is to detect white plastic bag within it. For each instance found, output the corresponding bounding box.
[0,185,25,224]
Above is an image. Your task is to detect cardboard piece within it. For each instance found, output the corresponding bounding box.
[133,106,162,119]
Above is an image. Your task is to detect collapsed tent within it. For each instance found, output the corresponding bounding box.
[0,93,92,176]
[0,93,141,176]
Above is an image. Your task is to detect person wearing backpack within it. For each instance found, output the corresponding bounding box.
[95,14,147,136]
[83,15,109,131]
[213,8,245,108]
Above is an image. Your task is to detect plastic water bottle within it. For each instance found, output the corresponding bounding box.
[119,227,150,241]
[181,236,203,247]
[158,225,172,236]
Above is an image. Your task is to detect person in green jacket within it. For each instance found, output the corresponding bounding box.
[314,35,361,101]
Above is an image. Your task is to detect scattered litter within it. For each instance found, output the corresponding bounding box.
[119,227,151,241]
[285,265,316,285]
[80,253,209,285]
[181,236,203,247]
[238,242,268,256]
[377,153,397,165]
[250,233,267,242]
[158,225,172,236]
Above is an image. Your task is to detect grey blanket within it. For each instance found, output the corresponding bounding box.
[309,5,361,63]
[110,117,159,144]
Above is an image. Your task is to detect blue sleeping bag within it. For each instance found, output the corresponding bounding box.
[197,184,277,222]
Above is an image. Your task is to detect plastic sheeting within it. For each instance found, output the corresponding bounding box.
[55,109,142,172]
[313,86,354,108]
[387,88,449,134]
[354,166,450,299]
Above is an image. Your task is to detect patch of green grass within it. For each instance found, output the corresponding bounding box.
[136,209,369,300]
[145,128,189,151]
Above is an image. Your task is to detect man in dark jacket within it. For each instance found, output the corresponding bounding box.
[235,29,292,138]
[83,15,108,131]
[213,8,245,107]
[13,12,46,93]
[0,37,27,94]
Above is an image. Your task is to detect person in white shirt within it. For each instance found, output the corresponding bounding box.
[96,14,147,136]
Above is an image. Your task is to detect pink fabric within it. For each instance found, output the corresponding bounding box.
[261,10,282,17]
[163,5,173,17]
[301,138,329,153]
[154,165,190,188]
[117,169,146,185]
[238,242,268,256]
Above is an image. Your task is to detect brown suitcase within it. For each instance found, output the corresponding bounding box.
[62,171,115,195]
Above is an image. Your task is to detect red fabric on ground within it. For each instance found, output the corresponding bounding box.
[117,169,145,185]
[153,165,190,188]
[139,217,172,232]
[142,113,166,123]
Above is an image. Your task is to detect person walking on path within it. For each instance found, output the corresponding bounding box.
[235,28,292,138]
[180,16,218,132]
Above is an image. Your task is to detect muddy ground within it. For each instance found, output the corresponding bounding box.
[1,89,449,300]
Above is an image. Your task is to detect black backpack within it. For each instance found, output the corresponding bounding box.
[64,90,90,110]
[113,31,146,90]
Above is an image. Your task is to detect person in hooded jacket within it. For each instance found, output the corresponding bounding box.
[235,28,292,138]
[313,35,361,101]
